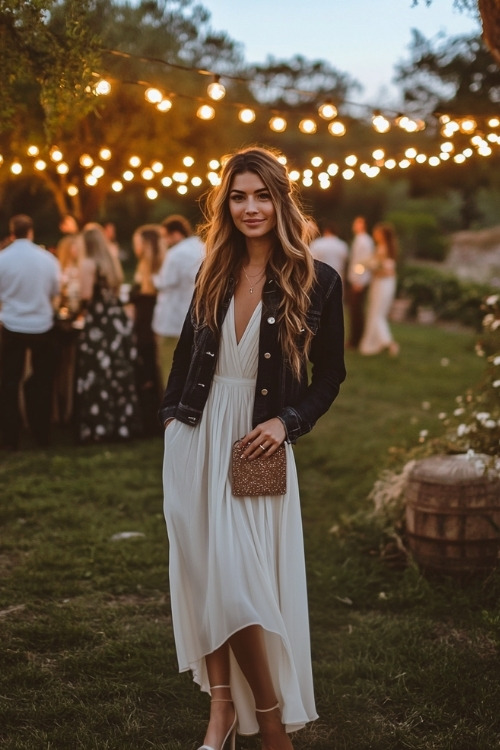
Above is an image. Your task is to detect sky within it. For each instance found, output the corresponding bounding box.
[204,0,481,105]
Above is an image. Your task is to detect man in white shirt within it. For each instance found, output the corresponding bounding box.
[346,216,374,349]
[153,215,204,381]
[309,223,348,286]
[0,215,60,449]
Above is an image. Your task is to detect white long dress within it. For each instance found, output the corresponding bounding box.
[163,297,317,736]
[359,261,396,355]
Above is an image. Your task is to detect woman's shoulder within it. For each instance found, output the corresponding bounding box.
[312,258,341,286]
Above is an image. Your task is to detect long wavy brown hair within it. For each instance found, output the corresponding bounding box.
[195,146,316,378]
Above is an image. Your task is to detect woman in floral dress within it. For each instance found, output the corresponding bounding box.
[75,224,140,443]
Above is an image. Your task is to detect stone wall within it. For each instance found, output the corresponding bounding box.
[444,225,500,286]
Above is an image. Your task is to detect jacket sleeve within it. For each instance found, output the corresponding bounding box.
[279,272,346,442]
[158,308,195,426]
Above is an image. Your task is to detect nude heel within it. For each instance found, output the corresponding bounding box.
[198,685,237,750]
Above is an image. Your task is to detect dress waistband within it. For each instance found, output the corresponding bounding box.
[214,374,255,387]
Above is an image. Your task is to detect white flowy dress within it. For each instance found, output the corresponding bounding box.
[163,297,318,736]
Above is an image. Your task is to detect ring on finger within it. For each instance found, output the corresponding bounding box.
[259,444,266,451]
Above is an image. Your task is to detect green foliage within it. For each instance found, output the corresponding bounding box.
[388,210,448,261]
[398,264,494,327]
[0,0,101,138]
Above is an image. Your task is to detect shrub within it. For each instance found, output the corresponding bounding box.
[398,264,494,328]
[387,210,448,261]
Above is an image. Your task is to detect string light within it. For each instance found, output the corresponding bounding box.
[94,79,111,95]
[91,165,105,178]
[157,98,172,112]
[299,118,317,134]
[146,187,158,199]
[345,154,357,166]
[238,107,256,123]
[318,101,337,120]
[67,185,78,196]
[488,117,500,127]
[342,169,355,180]
[27,145,39,156]
[328,121,346,136]
[197,104,215,120]
[99,148,112,160]
[141,168,154,180]
[145,87,163,104]
[207,75,226,101]
[80,154,93,167]
[183,156,195,167]
[152,161,164,173]
[11,162,22,174]
[269,116,287,132]
[372,113,391,133]
[123,170,134,181]
[56,162,69,174]
[129,156,141,167]
[34,159,47,171]
[112,181,123,191]
[161,176,173,186]
[177,184,188,194]
[50,147,63,162]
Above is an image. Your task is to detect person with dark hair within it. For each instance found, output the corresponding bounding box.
[0,214,60,449]
[152,214,204,381]
[130,224,166,434]
[359,222,400,356]
[160,147,346,750]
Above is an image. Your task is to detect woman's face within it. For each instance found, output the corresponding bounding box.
[228,171,276,240]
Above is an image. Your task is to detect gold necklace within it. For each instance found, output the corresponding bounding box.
[242,266,265,294]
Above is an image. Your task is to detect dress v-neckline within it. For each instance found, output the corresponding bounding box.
[232,296,262,347]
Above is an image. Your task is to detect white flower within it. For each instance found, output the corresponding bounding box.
[494,356,500,366]
[454,408,465,416]
[421,401,431,411]
[457,424,469,436]
[476,412,490,422]
[485,294,499,306]
[438,412,447,420]
[441,358,450,367]
[485,420,496,429]
[493,380,500,388]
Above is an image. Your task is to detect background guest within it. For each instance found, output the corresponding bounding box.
[310,221,348,286]
[0,214,60,449]
[75,225,140,443]
[359,222,400,357]
[152,214,204,382]
[130,224,165,435]
[346,215,374,349]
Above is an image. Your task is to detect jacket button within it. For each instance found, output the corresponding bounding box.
[261,388,268,396]
[264,352,271,359]
[267,316,275,324]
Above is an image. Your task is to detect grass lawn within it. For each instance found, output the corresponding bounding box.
[1,321,499,750]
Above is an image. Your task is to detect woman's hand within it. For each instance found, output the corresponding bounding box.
[239,418,286,461]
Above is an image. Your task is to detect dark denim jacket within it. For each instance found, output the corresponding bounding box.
[159,260,346,442]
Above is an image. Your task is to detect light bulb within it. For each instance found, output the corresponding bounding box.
[95,79,111,96]
[328,121,346,136]
[239,108,256,124]
[207,76,226,101]
[197,104,216,120]
[269,116,287,133]
[145,88,163,104]
[318,101,337,120]
[299,118,317,134]
[99,148,112,160]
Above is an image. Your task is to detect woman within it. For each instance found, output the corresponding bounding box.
[359,222,399,357]
[160,147,346,750]
[130,224,165,435]
[75,224,140,443]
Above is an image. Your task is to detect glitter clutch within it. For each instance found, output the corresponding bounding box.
[231,440,287,497]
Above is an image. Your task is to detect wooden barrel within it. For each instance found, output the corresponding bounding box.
[405,454,500,576]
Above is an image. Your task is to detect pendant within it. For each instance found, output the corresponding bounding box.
[249,287,254,293]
